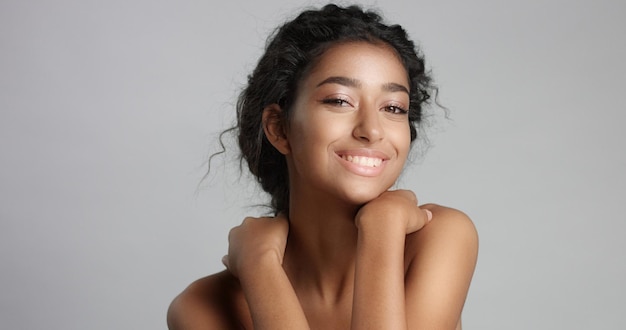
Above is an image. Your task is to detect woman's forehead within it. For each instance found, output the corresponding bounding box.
[302,41,410,91]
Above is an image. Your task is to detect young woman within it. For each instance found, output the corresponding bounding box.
[168,4,478,329]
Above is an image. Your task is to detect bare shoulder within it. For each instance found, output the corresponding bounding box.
[402,204,478,328]
[415,203,478,242]
[167,270,249,330]
[405,204,479,267]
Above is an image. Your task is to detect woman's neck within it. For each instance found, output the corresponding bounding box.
[282,190,360,304]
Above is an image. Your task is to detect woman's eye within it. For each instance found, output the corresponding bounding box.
[322,98,351,107]
[383,105,408,114]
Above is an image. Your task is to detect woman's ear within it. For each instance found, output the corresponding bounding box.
[262,104,290,155]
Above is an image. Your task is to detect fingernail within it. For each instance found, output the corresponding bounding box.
[425,209,433,222]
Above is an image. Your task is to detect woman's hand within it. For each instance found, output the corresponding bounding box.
[222,214,289,278]
[355,189,432,235]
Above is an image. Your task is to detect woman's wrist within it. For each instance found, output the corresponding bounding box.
[355,208,408,237]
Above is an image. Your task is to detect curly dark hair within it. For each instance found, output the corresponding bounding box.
[234,3,436,214]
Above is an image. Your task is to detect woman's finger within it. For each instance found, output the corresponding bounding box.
[424,209,433,223]
[222,255,229,269]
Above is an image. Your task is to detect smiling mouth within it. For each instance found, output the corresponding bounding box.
[340,155,383,168]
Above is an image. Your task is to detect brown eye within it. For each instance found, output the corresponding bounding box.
[383,105,408,114]
[322,98,351,107]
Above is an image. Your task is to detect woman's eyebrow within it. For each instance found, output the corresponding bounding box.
[381,82,409,94]
[316,76,361,88]
[316,76,409,94]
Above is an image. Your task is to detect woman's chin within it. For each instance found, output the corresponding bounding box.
[339,187,388,206]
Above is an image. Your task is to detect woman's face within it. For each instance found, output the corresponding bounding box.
[284,41,412,205]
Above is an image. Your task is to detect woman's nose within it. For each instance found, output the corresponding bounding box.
[352,108,384,143]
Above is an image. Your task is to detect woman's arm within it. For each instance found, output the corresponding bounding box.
[223,216,310,330]
[351,190,430,329]
[236,252,309,329]
[167,216,310,330]
[167,272,239,329]
[352,191,478,329]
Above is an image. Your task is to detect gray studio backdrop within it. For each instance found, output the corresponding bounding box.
[1,0,624,329]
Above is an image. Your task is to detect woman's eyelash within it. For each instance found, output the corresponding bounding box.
[321,98,407,114]
[384,105,408,114]
[321,98,351,106]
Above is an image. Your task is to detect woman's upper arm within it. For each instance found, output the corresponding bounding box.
[168,291,213,329]
[167,287,220,329]
[404,205,479,329]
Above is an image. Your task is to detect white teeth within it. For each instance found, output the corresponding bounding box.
[342,155,383,167]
